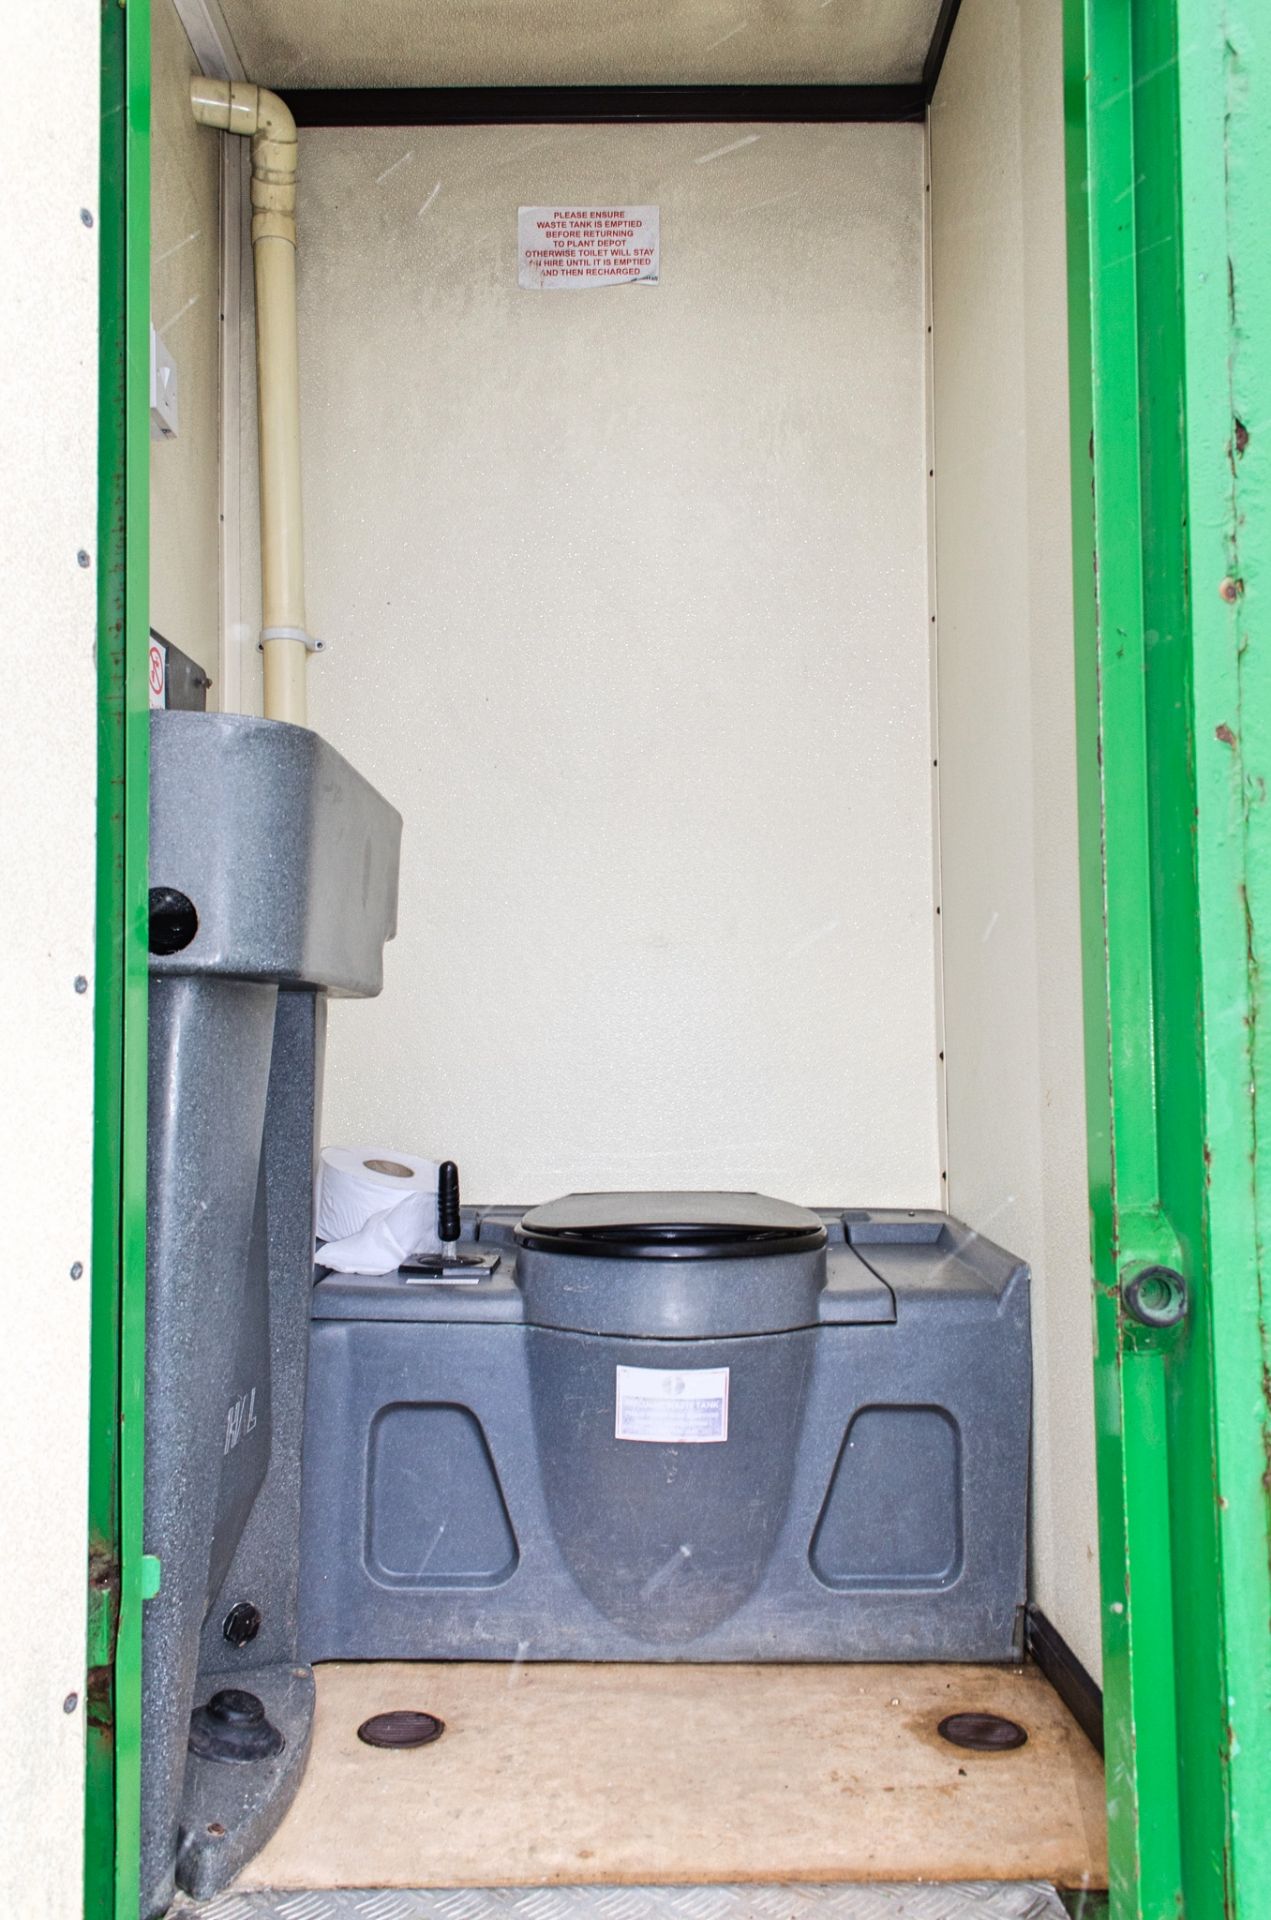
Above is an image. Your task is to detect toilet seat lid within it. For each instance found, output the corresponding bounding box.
[514,1191,827,1261]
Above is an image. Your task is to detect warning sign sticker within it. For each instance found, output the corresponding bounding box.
[518,206,659,290]
[614,1365,729,1444]
[148,636,167,710]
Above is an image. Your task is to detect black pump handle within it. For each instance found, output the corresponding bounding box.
[438,1161,461,1244]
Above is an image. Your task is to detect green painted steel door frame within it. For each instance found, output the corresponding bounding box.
[87,0,1269,1913]
[1064,0,1271,1914]
[88,0,151,1915]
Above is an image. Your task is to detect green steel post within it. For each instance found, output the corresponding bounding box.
[85,3,128,1905]
[1063,1,1184,1908]
[1173,0,1271,1908]
[1065,0,1271,1913]
[87,0,150,1914]
[117,0,152,1906]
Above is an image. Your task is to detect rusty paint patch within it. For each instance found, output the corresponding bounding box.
[1217,723,1238,747]
[86,1665,113,1733]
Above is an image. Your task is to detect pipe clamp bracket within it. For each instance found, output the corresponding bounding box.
[260,625,325,655]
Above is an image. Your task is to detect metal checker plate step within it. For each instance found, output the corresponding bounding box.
[172,1881,1088,1920]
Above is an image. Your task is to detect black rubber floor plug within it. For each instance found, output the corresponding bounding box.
[937,1711,1028,1752]
[357,1709,446,1749]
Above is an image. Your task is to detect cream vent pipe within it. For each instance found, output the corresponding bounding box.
[191,77,313,726]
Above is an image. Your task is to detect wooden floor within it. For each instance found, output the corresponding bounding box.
[239,1661,1108,1894]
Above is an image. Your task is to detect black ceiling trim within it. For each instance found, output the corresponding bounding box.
[922,0,965,100]
[280,84,928,128]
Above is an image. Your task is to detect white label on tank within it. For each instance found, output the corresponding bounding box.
[518,207,660,289]
[614,1365,729,1444]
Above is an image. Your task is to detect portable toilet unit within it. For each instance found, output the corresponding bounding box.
[4,0,1269,1917]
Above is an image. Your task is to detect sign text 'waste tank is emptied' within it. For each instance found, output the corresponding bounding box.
[518,207,660,289]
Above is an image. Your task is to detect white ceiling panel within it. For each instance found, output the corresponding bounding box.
[215,0,944,91]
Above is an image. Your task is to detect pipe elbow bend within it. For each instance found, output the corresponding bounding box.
[251,86,297,151]
[190,76,297,161]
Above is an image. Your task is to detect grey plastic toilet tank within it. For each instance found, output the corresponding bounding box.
[142,711,401,1918]
[299,1193,1031,1662]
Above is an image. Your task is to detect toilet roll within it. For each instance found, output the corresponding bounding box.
[315,1146,441,1275]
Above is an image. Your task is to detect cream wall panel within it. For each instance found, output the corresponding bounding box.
[219,0,942,90]
[151,0,223,691]
[240,122,941,1204]
[0,2,100,1910]
[930,0,1101,1674]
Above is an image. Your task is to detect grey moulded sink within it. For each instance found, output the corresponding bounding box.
[141,710,402,1917]
[148,709,402,994]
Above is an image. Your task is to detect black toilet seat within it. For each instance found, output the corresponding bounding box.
[514,1190,828,1261]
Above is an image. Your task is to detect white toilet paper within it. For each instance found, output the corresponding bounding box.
[315,1146,441,1275]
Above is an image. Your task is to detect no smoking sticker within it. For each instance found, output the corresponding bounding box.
[148,637,167,709]
[518,207,660,290]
